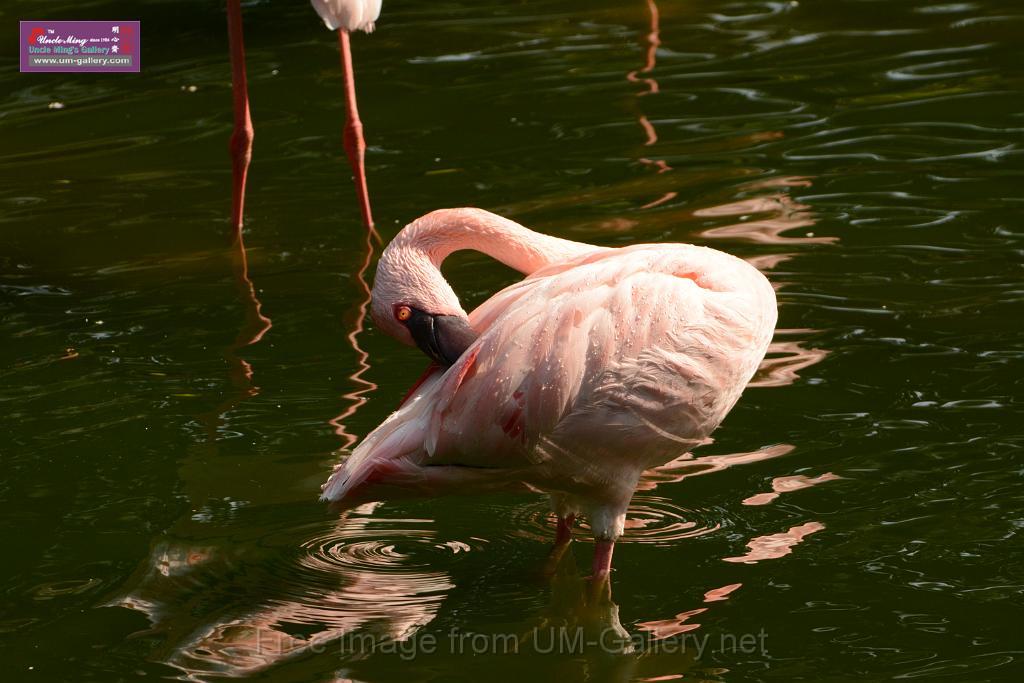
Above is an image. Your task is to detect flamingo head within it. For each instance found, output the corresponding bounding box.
[370,244,478,367]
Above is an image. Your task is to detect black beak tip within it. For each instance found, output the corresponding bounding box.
[433,315,478,366]
[405,309,478,367]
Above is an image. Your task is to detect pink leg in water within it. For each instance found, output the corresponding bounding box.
[226,0,253,240]
[592,539,615,580]
[555,513,576,545]
[542,514,576,577]
[337,30,376,235]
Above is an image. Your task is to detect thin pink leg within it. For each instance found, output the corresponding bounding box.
[592,539,615,580]
[337,30,377,236]
[555,513,576,545]
[542,513,576,577]
[226,0,253,241]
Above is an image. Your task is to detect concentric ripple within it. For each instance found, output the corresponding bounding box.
[269,511,480,624]
[297,513,487,585]
[114,506,487,678]
[509,496,729,547]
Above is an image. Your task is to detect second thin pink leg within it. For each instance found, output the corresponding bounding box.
[592,539,615,580]
[555,513,576,545]
[337,29,376,234]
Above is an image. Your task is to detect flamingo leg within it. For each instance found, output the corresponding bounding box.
[592,539,615,580]
[555,513,576,545]
[540,514,576,578]
[337,29,375,232]
[226,0,253,240]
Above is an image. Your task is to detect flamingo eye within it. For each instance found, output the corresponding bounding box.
[395,305,412,322]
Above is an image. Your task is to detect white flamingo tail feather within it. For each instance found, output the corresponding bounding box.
[321,356,532,508]
[320,375,439,504]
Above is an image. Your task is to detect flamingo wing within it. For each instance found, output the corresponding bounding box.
[427,244,775,465]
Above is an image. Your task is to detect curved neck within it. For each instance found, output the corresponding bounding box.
[390,208,598,275]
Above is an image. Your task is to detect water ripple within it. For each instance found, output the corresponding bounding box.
[508,496,728,546]
[112,506,466,677]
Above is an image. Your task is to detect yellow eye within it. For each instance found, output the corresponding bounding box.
[396,306,412,322]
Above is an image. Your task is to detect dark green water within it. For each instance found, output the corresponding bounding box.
[2,0,1022,680]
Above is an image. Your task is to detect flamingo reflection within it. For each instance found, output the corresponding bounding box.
[724,521,826,564]
[521,556,751,680]
[751,328,830,389]
[697,191,835,245]
[743,472,841,506]
[638,443,796,492]
[628,0,676,212]
[328,219,379,450]
[198,231,273,441]
[109,504,451,678]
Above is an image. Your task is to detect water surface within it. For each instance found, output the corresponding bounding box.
[1,0,1022,680]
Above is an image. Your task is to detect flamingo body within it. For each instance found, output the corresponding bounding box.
[311,0,382,33]
[323,209,776,563]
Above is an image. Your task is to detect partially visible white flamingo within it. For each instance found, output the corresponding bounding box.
[310,0,381,229]
[322,208,777,581]
[226,0,381,235]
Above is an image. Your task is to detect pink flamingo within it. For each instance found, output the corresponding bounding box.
[226,0,380,235]
[322,208,777,581]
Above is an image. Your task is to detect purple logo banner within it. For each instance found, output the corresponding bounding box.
[20,20,140,73]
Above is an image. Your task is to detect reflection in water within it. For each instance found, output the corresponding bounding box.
[743,472,841,506]
[511,495,723,547]
[514,553,708,681]
[198,232,272,440]
[697,192,834,245]
[167,513,451,677]
[8,0,1022,677]
[638,607,706,640]
[628,0,676,193]
[111,505,796,679]
[630,584,761,683]
[111,16,393,668]
[639,443,796,492]
[110,504,454,678]
[201,0,272,440]
[509,437,835,551]
[500,165,754,230]
[112,6,837,677]
[124,151,389,683]
[111,180,394,681]
[724,521,826,564]
[635,522,819,649]
[633,578,746,677]
[525,554,632,654]
[328,220,379,449]
[117,301,821,677]
[704,582,742,603]
[751,328,830,388]
[699,178,833,391]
